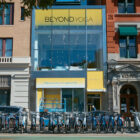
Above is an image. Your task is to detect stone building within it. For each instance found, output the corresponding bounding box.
[106,0,140,117]
[0,0,30,109]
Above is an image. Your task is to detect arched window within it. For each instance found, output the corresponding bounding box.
[120,85,137,95]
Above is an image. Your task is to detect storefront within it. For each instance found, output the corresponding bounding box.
[36,78,85,112]
[31,6,107,112]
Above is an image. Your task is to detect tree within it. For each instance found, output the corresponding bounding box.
[0,0,54,16]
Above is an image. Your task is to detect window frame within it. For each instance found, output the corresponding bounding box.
[0,38,13,57]
[119,35,137,58]
[118,0,135,13]
[21,7,25,21]
[0,3,14,25]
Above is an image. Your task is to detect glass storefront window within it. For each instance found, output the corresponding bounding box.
[70,27,86,70]
[38,32,52,70]
[62,88,84,112]
[62,89,72,112]
[34,9,105,71]
[73,89,84,112]
[87,94,100,112]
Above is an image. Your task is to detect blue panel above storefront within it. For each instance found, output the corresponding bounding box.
[31,71,86,78]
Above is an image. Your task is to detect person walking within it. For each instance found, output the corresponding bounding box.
[92,105,96,112]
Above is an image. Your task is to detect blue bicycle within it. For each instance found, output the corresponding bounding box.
[108,113,117,133]
[116,114,124,133]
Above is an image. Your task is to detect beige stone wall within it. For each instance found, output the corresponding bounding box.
[0,0,30,57]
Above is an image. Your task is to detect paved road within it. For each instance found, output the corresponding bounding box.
[0,134,140,140]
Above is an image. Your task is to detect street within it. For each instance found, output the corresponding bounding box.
[0,133,140,140]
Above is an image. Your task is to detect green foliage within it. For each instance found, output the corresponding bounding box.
[0,0,54,16]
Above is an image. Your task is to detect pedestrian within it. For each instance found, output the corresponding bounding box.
[92,105,96,112]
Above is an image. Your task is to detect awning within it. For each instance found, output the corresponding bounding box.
[87,71,106,92]
[119,26,137,36]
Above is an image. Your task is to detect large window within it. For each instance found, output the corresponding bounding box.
[118,0,135,13]
[119,36,137,58]
[0,38,13,57]
[0,3,14,25]
[37,26,102,71]
[62,88,84,112]
[34,9,105,71]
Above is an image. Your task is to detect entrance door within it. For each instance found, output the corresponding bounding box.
[120,85,138,118]
[87,94,100,112]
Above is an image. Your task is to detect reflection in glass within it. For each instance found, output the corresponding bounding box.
[73,89,84,112]
[69,27,86,70]
[62,88,84,112]
[119,37,127,58]
[129,37,136,58]
[5,39,12,57]
[38,33,52,70]
[35,9,104,71]
[118,0,135,13]
[121,98,127,113]
[0,89,10,106]
[129,98,135,113]
[62,89,72,112]
[119,36,136,58]
[4,5,10,25]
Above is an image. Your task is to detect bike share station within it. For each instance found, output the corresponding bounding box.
[28,4,140,133]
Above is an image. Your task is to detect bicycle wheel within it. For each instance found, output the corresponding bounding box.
[121,126,124,133]
[96,125,100,134]
[105,126,108,133]
[114,125,117,134]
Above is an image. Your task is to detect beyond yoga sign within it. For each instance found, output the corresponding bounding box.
[35,9,102,26]
[45,16,95,23]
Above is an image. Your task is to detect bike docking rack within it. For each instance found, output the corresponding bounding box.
[0,111,28,133]
[0,108,140,134]
[132,112,140,132]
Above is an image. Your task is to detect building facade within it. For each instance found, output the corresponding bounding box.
[31,0,107,112]
[0,0,30,109]
[107,0,140,117]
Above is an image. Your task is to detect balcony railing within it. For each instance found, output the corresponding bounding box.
[0,57,12,63]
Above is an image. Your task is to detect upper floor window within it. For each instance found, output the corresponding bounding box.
[21,7,25,21]
[119,36,137,58]
[0,38,13,57]
[0,3,14,25]
[118,0,135,13]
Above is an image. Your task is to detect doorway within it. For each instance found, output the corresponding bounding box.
[120,85,138,118]
[87,94,100,112]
